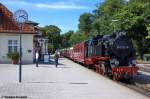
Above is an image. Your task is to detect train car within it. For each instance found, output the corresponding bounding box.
[60,48,67,57]
[60,47,73,59]
[84,36,110,68]
[69,47,74,59]
[88,31,139,80]
[73,42,86,63]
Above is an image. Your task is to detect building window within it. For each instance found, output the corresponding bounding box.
[8,40,18,53]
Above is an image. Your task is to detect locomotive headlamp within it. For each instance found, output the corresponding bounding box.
[114,59,119,66]
[110,59,119,66]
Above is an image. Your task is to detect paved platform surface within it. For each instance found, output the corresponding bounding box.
[0,58,149,99]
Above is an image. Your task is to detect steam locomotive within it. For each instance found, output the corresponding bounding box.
[61,31,139,81]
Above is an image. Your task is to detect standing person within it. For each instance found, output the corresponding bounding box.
[35,51,39,67]
[54,51,59,67]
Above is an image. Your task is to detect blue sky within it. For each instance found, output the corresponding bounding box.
[0,0,102,33]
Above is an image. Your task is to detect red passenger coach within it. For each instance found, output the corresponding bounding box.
[61,48,73,59]
[60,48,68,57]
[73,42,86,63]
[69,47,74,59]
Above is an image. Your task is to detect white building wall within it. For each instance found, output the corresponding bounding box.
[22,34,34,63]
[0,33,34,64]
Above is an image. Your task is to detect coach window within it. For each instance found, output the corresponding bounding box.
[0,12,3,25]
[86,46,88,57]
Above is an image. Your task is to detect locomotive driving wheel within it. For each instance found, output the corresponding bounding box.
[113,72,118,81]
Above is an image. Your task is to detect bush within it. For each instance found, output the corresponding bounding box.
[7,52,20,60]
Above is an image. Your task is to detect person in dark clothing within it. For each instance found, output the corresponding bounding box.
[54,51,59,67]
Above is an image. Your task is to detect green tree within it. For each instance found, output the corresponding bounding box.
[69,31,88,45]
[92,0,125,35]
[146,24,150,39]
[42,25,61,53]
[78,13,94,36]
[129,0,150,3]
[61,30,74,48]
[114,1,150,53]
[48,44,54,53]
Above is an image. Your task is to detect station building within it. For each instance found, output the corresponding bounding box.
[0,3,48,64]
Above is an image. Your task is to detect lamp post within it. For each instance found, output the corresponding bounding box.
[14,9,28,83]
[19,24,23,82]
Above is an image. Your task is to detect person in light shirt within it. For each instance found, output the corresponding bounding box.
[35,51,39,67]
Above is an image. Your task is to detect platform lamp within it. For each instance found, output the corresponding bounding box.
[14,9,28,83]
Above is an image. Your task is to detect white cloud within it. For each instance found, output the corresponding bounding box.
[36,3,89,9]
[1,0,90,10]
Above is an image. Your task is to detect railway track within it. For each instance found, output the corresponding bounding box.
[101,72,150,97]
[113,69,150,97]
[117,82,150,97]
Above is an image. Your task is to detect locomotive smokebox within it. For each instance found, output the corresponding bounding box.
[107,32,135,66]
[111,36,133,58]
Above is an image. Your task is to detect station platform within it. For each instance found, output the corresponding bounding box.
[0,58,149,99]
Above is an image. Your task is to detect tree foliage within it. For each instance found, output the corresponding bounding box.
[92,0,125,35]
[42,25,61,53]
[61,30,74,48]
[78,13,94,36]
[69,31,88,45]
[114,1,150,52]
[41,0,150,55]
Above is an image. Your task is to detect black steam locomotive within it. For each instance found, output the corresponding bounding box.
[86,31,138,80]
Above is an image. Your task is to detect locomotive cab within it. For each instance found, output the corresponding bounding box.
[85,35,109,68]
[86,35,106,57]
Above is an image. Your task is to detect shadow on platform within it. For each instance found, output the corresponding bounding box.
[37,59,64,65]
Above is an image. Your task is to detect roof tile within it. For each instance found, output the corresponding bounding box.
[0,3,36,34]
